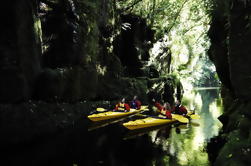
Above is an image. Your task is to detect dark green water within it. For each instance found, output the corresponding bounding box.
[2,89,222,166]
[77,89,222,166]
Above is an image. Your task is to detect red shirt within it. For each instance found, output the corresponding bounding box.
[154,102,172,119]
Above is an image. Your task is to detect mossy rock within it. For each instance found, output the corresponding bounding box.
[215,130,251,166]
[239,117,251,138]
[242,101,251,119]
[0,68,29,102]
[34,66,98,101]
[33,68,64,101]
[97,76,148,102]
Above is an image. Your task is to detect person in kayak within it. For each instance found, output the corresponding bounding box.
[172,100,188,115]
[130,95,141,110]
[152,99,172,119]
[114,98,131,112]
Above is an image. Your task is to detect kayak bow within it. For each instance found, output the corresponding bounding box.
[123,117,176,130]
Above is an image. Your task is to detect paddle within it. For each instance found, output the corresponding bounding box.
[187,109,201,120]
[190,114,200,119]
[96,106,149,113]
[96,107,108,112]
[137,113,188,123]
[128,108,149,117]
[172,114,189,123]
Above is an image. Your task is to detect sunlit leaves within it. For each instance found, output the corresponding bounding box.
[117,0,217,87]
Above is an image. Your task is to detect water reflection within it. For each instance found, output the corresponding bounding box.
[145,88,223,166]
[72,88,223,166]
[78,89,222,166]
[1,89,223,166]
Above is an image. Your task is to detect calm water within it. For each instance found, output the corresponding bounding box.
[3,89,222,166]
[77,89,223,166]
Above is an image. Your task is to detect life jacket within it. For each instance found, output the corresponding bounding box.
[131,101,137,108]
[165,110,172,119]
[118,103,126,111]
[155,102,172,119]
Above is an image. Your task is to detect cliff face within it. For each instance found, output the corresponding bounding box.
[0,0,41,102]
[0,0,180,148]
[208,1,251,165]
[0,0,178,103]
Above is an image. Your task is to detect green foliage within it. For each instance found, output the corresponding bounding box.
[117,0,218,87]
[117,0,212,39]
[177,64,187,72]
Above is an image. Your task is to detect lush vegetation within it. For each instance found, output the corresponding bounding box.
[117,0,218,87]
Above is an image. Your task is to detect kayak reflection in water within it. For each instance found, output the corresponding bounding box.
[172,100,188,116]
[114,98,131,112]
[152,99,172,119]
[154,125,172,142]
[130,95,142,110]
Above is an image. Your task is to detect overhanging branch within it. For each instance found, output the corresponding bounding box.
[166,0,189,33]
[120,0,143,13]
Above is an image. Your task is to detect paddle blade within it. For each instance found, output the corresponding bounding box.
[172,114,189,123]
[96,108,106,112]
[191,122,200,127]
[190,114,200,119]
[177,117,189,123]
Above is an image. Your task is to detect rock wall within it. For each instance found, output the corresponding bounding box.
[0,0,181,153]
[113,14,154,77]
[0,0,177,103]
[208,0,251,165]
[0,0,41,102]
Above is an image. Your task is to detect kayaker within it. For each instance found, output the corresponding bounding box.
[172,100,188,115]
[130,95,141,109]
[114,98,131,112]
[152,99,172,119]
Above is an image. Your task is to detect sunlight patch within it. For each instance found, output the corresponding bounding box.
[96,64,107,76]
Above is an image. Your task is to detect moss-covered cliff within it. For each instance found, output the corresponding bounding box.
[0,0,182,153]
[208,0,251,165]
[0,0,179,103]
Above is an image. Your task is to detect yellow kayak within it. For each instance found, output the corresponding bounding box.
[88,105,148,122]
[123,113,199,130]
[123,117,176,130]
